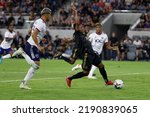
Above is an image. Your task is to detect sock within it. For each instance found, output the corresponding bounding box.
[69,72,87,80]
[77,64,82,69]
[61,55,72,63]
[23,67,36,84]
[88,65,97,77]
[2,54,11,59]
[99,67,108,82]
[22,53,35,66]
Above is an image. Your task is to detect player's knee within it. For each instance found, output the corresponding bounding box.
[70,58,76,64]
[70,61,75,64]
[83,71,89,76]
[32,64,40,70]
[98,63,104,68]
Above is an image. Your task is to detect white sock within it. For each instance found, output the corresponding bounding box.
[88,65,97,77]
[77,64,82,68]
[24,67,36,84]
[22,53,35,66]
[2,54,11,59]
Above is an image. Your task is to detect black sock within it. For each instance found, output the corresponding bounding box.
[61,56,72,63]
[69,72,87,80]
[99,67,108,82]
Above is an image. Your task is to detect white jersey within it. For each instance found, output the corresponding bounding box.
[0,30,16,49]
[27,18,46,47]
[88,32,108,55]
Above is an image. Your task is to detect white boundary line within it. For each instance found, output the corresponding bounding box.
[0,72,150,83]
[109,72,150,76]
[0,77,62,83]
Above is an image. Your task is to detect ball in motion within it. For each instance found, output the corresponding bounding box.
[114,79,124,89]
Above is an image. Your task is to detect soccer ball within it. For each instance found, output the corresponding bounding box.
[114,79,124,89]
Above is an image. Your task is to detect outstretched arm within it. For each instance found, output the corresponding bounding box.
[104,42,118,50]
[71,5,80,24]
[32,28,44,53]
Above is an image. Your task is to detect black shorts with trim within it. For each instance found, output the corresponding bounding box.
[82,52,102,71]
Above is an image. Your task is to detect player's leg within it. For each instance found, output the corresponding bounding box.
[71,64,82,71]
[20,61,39,89]
[62,49,78,64]
[12,47,24,57]
[61,53,76,64]
[66,70,89,87]
[97,63,113,85]
[19,43,40,89]
[87,65,97,79]
[1,48,13,59]
[0,47,4,63]
[93,54,113,85]
[13,46,38,68]
[66,53,92,87]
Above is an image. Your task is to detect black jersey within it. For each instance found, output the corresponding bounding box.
[72,30,94,59]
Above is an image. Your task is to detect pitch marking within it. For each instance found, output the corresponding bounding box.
[0,72,150,83]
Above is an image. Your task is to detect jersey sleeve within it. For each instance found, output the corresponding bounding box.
[34,21,43,32]
[4,31,10,38]
[105,34,108,43]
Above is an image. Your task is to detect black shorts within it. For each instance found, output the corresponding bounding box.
[82,53,102,71]
[92,53,102,66]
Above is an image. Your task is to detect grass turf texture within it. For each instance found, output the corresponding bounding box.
[0,59,150,100]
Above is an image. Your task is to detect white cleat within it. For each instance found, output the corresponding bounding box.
[19,82,31,90]
[87,76,97,79]
[12,47,24,57]
[72,64,82,71]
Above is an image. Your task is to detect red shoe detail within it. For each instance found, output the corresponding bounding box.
[66,77,72,87]
[105,80,113,85]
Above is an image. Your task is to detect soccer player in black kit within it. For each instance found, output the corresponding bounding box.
[61,6,113,87]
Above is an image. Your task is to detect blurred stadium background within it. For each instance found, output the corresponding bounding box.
[0,0,150,100]
[0,0,150,61]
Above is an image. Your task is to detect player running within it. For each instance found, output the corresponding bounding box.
[62,21,114,87]
[0,23,16,63]
[12,8,52,89]
[72,23,116,79]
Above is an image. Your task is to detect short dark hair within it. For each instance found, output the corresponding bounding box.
[95,22,102,27]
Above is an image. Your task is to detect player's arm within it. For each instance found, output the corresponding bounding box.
[32,28,44,52]
[71,4,80,24]
[104,35,118,50]
[104,42,117,50]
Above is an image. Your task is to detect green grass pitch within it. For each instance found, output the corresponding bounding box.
[0,59,150,100]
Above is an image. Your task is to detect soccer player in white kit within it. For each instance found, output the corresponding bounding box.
[0,23,16,63]
[13,8,52,89]
[87,24,109,79]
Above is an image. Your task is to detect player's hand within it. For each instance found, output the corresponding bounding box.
[38,46,45,53]
[71,4,77,12]
[112,46,118,50]
[13,35,16,39]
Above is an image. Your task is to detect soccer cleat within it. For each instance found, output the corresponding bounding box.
[19,81,31,90]
[72,64,81,71]
[87,76,97,79]
[12,47,24,57]
[0,55,3,64]
[66,77,72,87]
[105,80,113,85]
